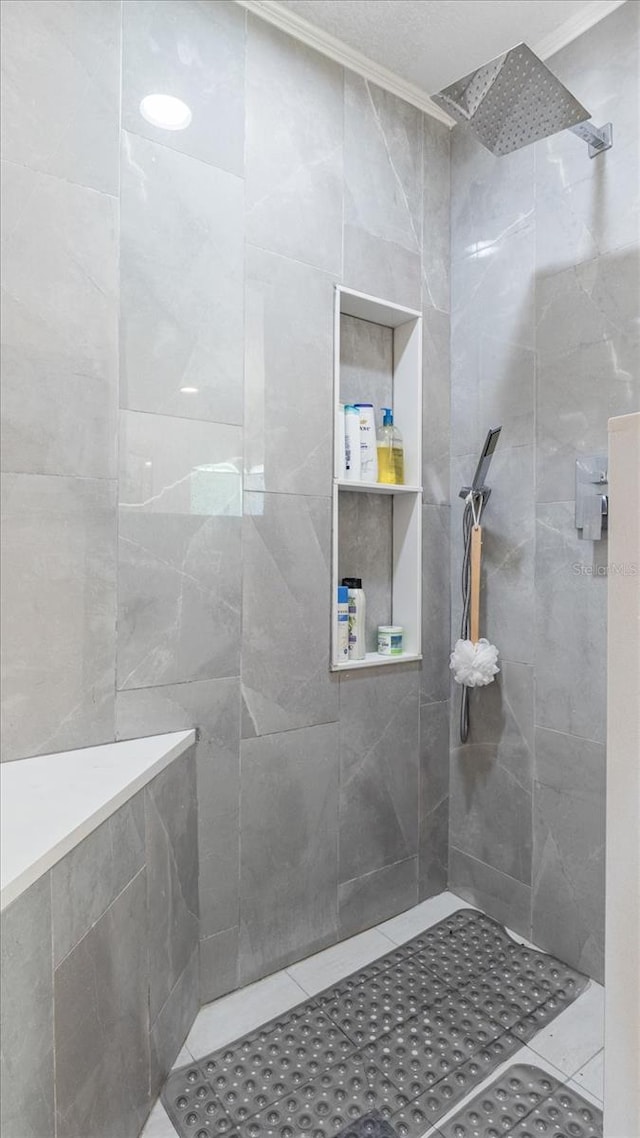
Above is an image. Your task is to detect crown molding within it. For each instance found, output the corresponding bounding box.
[533,0,627,59]
[236,0,456,127]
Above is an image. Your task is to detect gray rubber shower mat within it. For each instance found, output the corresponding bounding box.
[435,1062,603,1137]
[162,908,589,1138]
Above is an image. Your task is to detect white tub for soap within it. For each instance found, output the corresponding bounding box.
[378,625,404,656]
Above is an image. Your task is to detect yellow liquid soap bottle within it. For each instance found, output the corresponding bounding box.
[377,407,405,485]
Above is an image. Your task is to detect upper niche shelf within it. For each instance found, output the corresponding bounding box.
[335,479,422,495]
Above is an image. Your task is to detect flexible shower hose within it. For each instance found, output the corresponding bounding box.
[459,492,488,743]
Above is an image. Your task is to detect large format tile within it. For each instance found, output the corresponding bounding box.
[451,122,534,263]
[0,0,120,193]
[245,246,335,496]
[377,890,470,944]
[241,492,337,736]
[338,857,418,939]
[421,505,451,703]
[535,501,607,743]
[343,74,422,308]
[54,870,150,1138]
[239,723,339,984]
[339,665,419,882]
[422,115,450,314]
[52,793,145,966]
[422,305,450,504]
[117,410,242,690]
[122,0,245,175]
[536,247,640,503]
[1,473,116,762]
[150,948,199,1099]
[527,983,605,1079]
[450,662,534,884]
[200,926,239,1005]
[286,928,394,997]
[245,16,342,273]
[120,133,244,424]
[146,748,200,1022]
[419,701,450,901]
[186,969,307,1057]
[0,161,118,478]
[340,314,393,410]
[448,847,532,941]
[0,877,54,1138]
[418,794,449,901]
[117,677,241,940]
[569,1049,604,1103]
[532,731,605,982]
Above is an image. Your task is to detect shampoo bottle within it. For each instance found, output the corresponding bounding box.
[376,407,405,485]
[336,585,350,662]
[343,404,361,480]
[354,404,378,482]
[342,577,366,661]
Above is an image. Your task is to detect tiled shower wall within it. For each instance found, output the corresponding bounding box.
[0,0,451,1002]
[448,1,639,982]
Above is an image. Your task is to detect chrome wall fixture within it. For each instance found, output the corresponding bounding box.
[576,455,609,540]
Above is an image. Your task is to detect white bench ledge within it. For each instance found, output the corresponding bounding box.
[1,730,196,911]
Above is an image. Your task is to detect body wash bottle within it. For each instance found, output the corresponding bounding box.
[342,577,366,661]
[377,407,405,485]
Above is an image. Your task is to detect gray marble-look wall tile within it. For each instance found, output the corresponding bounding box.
[1,473,116,762]
[532,730,605,982]
[343,75,422,308]
[420,699,450,816]
[245,246,335,496]
[52,794,145,966]
[339,492,392,655]
[150,948,199,1099]
[120,132,244,425]
[451,333,535,462]
[117,677,241,940]
[449,847,532,941]
[534,1,639,198]
[242,492,337,737]
[340,314,393,410]
[122,0,245,176]
[0,0,120,194]
[200,927,239,1005]
[536,246,640,503]
[145,748,199,1023]
[422,115,451,314]
[451,123,534,264]
[535,501,607,743]
[239,723,339,984]
[117,411,241,690]
[450,662,534,885]
[451,220,535,356]
[0,876,54,1138]
[246,15,342,273]
[422,505,451,703]
[338,857,417,940]
[339,665,419,882]
[419,795,449,902]
[54,869,150,1138]
[0,160,117,479]
[422,305,450,505]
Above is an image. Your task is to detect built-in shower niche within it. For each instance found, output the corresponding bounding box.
[332,287,422,670]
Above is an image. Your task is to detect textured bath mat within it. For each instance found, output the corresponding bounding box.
[162,908,589,1138]
[336,1113,400,1138]
[436,1062,603,1137]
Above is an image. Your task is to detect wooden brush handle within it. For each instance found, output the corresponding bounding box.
[470,524,482,644]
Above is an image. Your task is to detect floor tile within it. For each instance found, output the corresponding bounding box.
[377,892,472,945]
[526,981,604,1078]
[287,928,395,997]
[185,969,307,1057]
[140,1099,175,1138]
[172,1045,193,1069]
[568,1048,604,1104]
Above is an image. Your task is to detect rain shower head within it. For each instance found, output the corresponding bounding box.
[433,43,612,158]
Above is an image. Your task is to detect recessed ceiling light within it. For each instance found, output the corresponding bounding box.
[180,386,199,394]
[140,93,192,131]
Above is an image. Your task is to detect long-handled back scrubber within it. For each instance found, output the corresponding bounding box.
[451,430,501,741]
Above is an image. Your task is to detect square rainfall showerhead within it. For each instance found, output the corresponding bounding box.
[432,43,591,156]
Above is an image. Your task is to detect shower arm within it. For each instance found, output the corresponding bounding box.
[569,120,613,158]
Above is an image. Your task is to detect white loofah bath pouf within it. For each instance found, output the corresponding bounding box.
[450,638,500,687]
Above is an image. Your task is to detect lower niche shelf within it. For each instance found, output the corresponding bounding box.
[330,652,422,672]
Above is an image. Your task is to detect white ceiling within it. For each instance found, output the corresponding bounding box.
[262,0,625,101]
